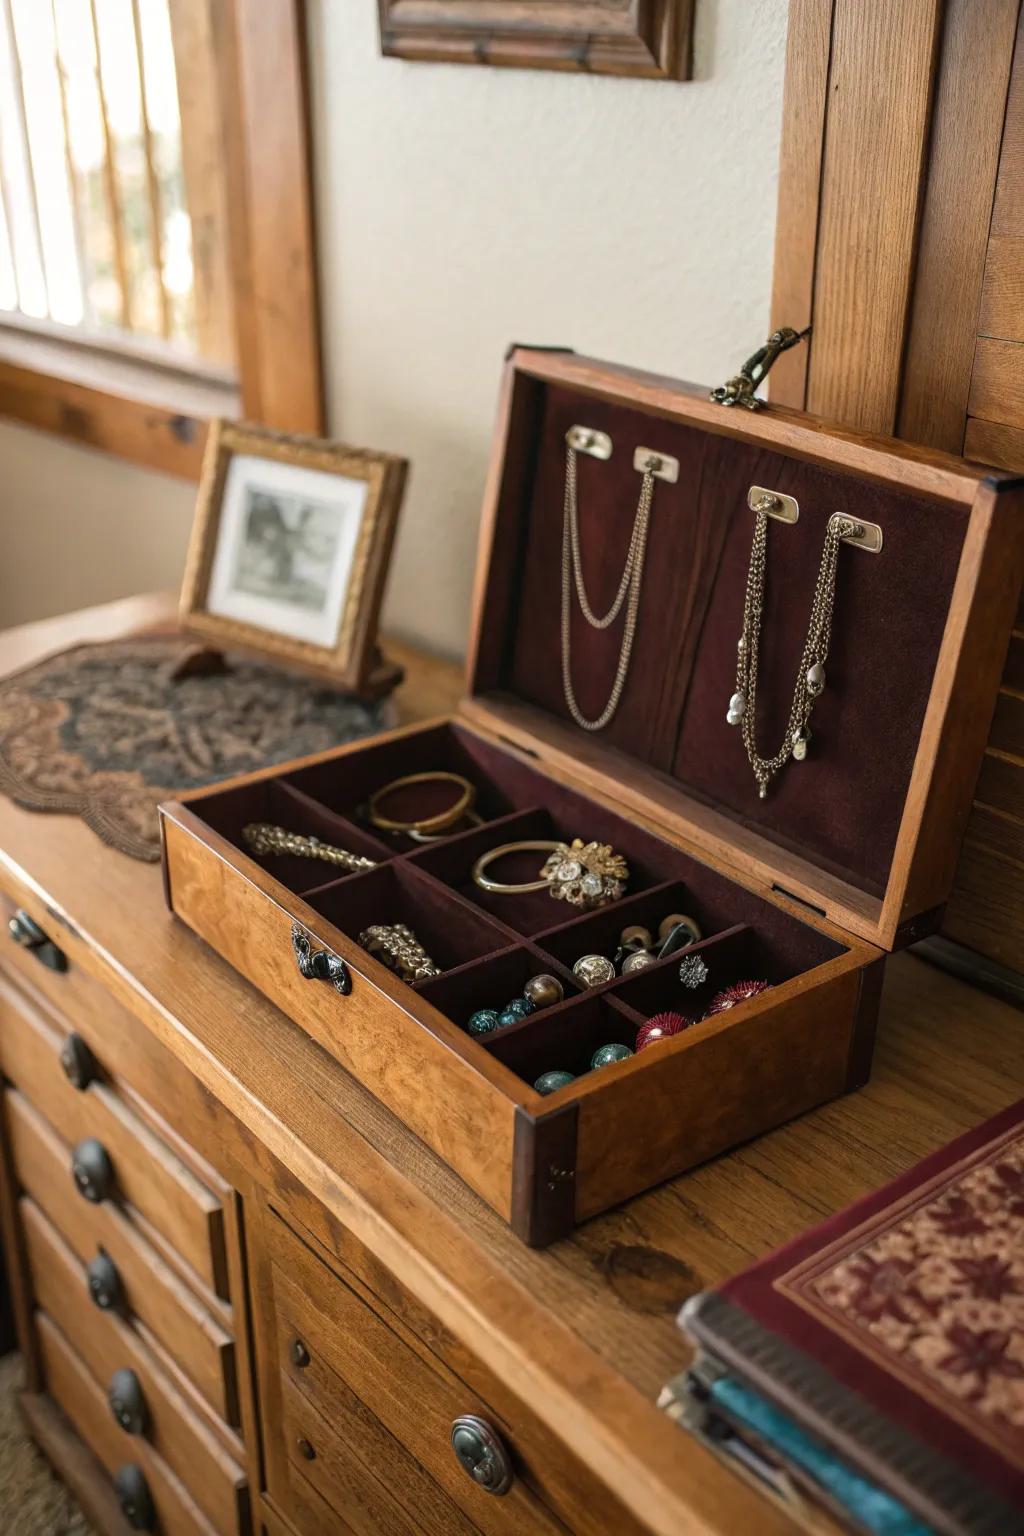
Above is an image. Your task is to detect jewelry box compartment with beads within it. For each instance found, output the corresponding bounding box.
[162,716,883,1245]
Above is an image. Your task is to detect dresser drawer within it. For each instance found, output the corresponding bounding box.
[0,975,228,1296]
[254,1206,565,1536]
[22,1197,247,1534]
[279,1371,472,1536]
[37,1310,220,1536]
[7,1088,237,1424]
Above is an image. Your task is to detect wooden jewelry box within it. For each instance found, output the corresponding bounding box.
[160,349,1024,1246]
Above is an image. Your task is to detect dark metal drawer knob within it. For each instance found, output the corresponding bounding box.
[296,1436,316,1461]
[290,1337,310,1368]
[109,1368,149,1436]
[60,1032,98,1091]
[7,908,67,972]
[451,1415,513,1496]
[113,1464,155,1530]
[292,925,351,995]
[87,1251,123,1311]
[71,1138,114,1203]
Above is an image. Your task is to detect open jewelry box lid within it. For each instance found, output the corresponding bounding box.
[458,348,1024,952]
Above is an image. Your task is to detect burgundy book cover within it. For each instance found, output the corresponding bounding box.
[684,1099,1024,1535]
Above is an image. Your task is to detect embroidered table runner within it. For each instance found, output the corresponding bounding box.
[0,635,385,861]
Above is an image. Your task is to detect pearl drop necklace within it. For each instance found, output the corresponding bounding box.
[728,503,858,798]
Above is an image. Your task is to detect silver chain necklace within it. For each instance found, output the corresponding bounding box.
[728,501,858,797]
[561,444,655,732]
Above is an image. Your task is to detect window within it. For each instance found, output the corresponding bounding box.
[0,0,321,476]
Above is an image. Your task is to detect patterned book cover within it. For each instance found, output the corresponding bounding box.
[682,1099,1024,1535]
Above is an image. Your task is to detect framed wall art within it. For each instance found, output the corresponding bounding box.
[180,420,408,695]
[378,1,695,80]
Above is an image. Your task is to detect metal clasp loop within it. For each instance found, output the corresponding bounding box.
[291,925,352,995]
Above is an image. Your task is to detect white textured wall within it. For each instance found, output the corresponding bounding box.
[0,0,788,652]
[0,419,195,628]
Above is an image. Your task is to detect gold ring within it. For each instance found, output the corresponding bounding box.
[368,771,475,835]
[472,837,629,910]
[407,809,484,844]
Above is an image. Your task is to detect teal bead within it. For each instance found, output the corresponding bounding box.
[534,1070,576,1095]
[590,1042,634,1070]
[503,996,535,1019]
[497,1008,524,1027]
[467,1009,501,1037]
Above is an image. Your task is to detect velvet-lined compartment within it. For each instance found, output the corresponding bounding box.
[186,720,856,1091]
[469,373,971,898]
[183,777,392,895]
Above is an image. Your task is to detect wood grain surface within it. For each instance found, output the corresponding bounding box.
[2,595,1023,1536]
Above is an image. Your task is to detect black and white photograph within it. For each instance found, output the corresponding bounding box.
[228,483,344,616]
[179,420,406,686]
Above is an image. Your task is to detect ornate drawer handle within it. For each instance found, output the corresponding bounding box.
[109,1367,149,1436]
[291,924,351,995]
[113,1463,155,1530]
[71,1138,115,1203]
[7,908,67,972]
[450,1414,514,1496]
[60,1032,98,1091]
[87,1251,123,1312]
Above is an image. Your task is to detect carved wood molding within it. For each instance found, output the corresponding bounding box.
[378,0,694,80]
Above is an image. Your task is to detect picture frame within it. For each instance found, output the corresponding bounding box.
[377,0,695,80]
[180,420,408,696]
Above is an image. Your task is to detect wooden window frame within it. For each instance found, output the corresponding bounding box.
[378,0,694,80]
[0,0,322,480]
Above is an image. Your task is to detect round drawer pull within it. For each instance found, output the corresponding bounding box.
[297,1436,317,1461]
[7,908,68,972]
[60,1032,98,1091]
[109,1367,149,1436]
[450,1415,514,1496]
[87,1251,123,1311]
[113,1464,155,1530]
[71,1138,114,1203]
[290,1337,310,1368]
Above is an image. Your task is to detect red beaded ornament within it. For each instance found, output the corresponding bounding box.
[704,980,772,1017]
[635,1012,691,1052]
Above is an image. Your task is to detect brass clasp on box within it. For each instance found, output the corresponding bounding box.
[634,447,679,482]
[566,425,612,459]
[748,486,799,524]
[831,513,883,552]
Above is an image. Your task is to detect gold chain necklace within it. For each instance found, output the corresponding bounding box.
[561,444,655,732]
[728,501,859,797]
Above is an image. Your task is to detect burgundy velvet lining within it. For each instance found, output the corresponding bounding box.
[494,381,969,894]
[194,721,848,1086]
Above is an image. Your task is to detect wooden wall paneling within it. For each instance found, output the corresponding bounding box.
[213,0,323,434]
[992,5,1024,238]
[967,336,1024,430]
[804,0,945,432]
[897,0,1021,451]
[767,0,835,409]
[979,236,1024,343]
[964,417,1024,471]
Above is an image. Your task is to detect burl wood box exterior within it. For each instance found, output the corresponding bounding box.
[160,350,1024,1245]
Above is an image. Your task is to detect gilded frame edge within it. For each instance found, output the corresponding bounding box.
[179,419,408,692]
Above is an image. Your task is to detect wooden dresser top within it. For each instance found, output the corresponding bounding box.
[1,593,1021,1536]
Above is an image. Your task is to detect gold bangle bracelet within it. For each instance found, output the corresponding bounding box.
[367,771,475,836]
[407,809,484,844]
